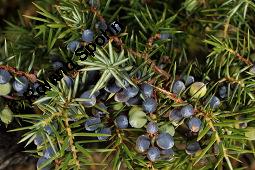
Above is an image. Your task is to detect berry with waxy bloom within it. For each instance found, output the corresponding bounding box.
[67,41,80,52]
[180,105,194,118]
[43,146,55,159]
[169,109,183,123]
[13,76,29,93]
[140,83,153,97]
[147,147,160,162]
[82,29,94,43]
[104,81,121,93]
[114,91,130,102]
[123,86,139,98]
[97,127,111,140]
[84,117,101,131]
[63,75,73,88]
[186,142,201,155]
[172,80,186,95]
[37,157,53,170]
[80,90,96,107]
[188,117,202,132]
[115,115,129,129]
[34,135,43,146]
[156,133,174,149]
[219,86,227,99]
[0,69,12,84]
[209,96,221,109]
[146,121,158,134]
[182,75,195,86]
[142,98,157,113]
[44,121,58,135]
[136,135,150,153]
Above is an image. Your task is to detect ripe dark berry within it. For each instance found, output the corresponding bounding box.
[188,117,202,132]
[161,148,174,156]
[82,29,94,43]
[115,115,129,129]
[95,21,107,31]
[80,91,96,107]
[209,96,221,109]
[37,157,52,170]
[136,135,150,153]
[219,86,227,99]
[172,80,185,95]
[182,75,195,86]
[156,133,174,149]
[146,122,158,134]
[185,142,201,155]
[97,127,111,140]
[84,117,101,131]
[43,146,55,159]
[44,122,58,135]
[160,33,170,40]
[0,69,11,84]
[140,83,153,97]
[125,96,142,106]
[161,149,174,160]
[169,109,182,123]
[13,76,29,93]
[67,41,80,52]
[52,61,64,71]
[34,135,43,146]
[180,105,194,118]
[142,98,157,113]
[123,86,139,98]
[147,147,160,162]
[63,75,73,88]
[104,81,121,93]
[114,91,130,102]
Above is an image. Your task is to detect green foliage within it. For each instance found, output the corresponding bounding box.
[1,0,255,169]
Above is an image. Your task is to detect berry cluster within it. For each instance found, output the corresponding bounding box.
[34,122,58,169]
[136,122,174,162]
[0,69,29,96]
[0,59,79,100]
[67,20,123,60]
[168,75,223,156]
[28,60,78,98]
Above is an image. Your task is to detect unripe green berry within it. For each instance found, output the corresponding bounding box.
[0,106,13,124]
[0,82,12,96]
[189,82,207,98]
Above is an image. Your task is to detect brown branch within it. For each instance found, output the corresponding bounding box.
[0,65,37,83]
[151,85,184,103]
[147,33,160,47]
[227,49,252,66]
[64,116,80,169]
[90,7,105,22]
